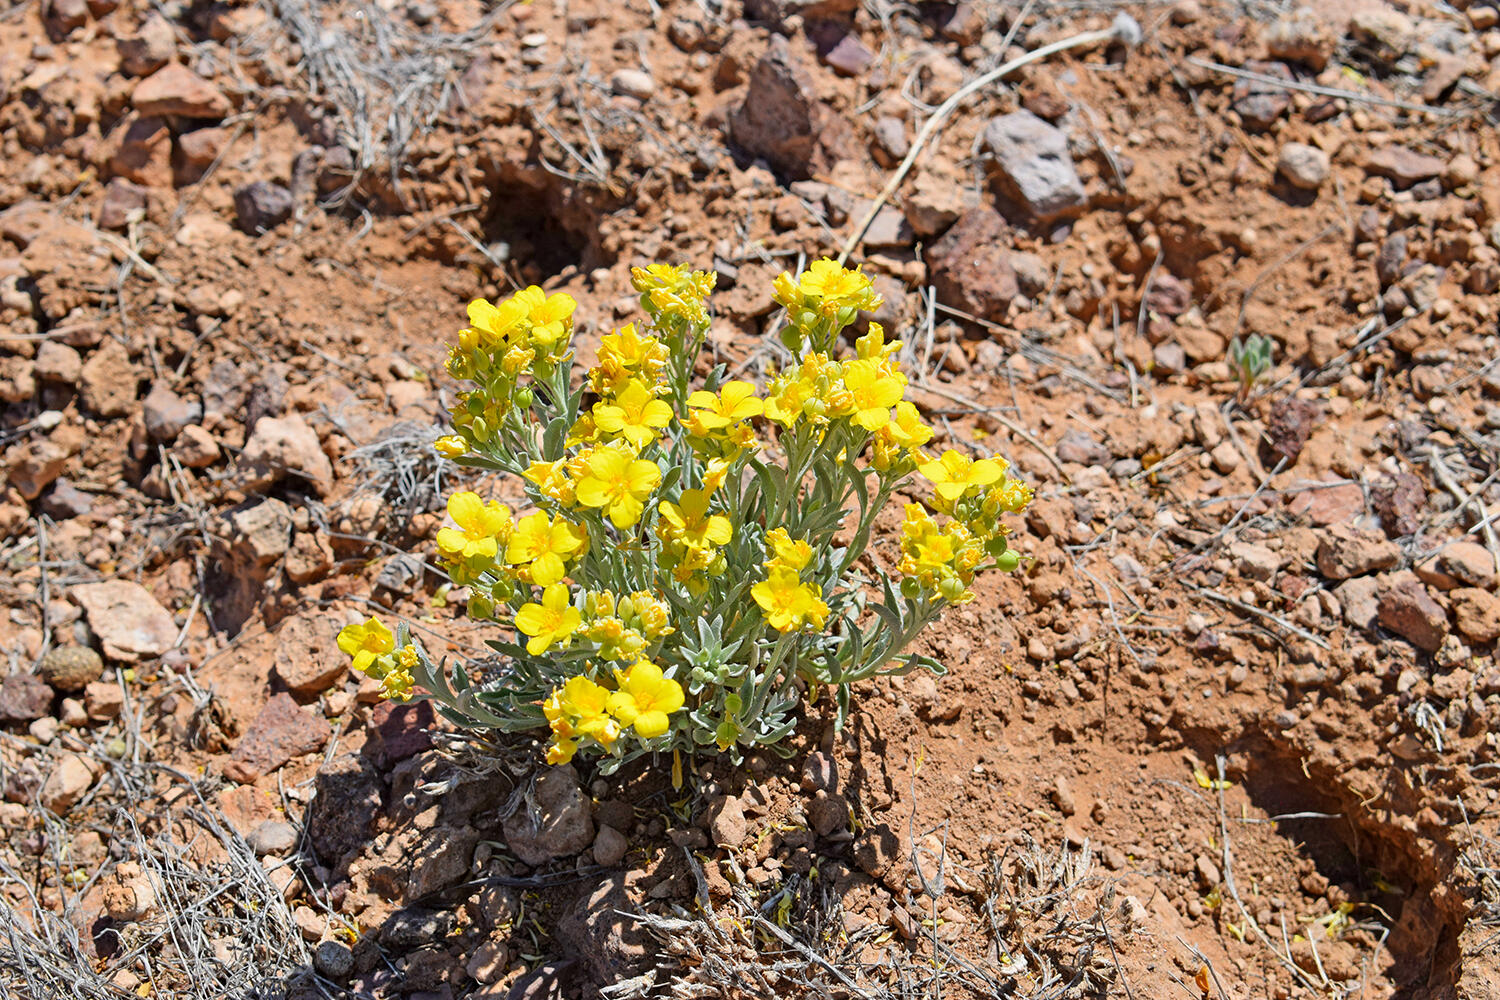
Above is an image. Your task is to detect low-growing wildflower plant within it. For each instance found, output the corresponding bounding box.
[338,259,1032,771]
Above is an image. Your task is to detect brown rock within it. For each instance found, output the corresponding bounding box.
[106,116,172,189]
[808,792,849,836]
[1377,578,1448,652]
[925,208,1018,322]
[118,16,176,77]
[1365,146,1445,188]
[5,437,71,500]
[272,612,347,697]
[80,339,139,418]
[284,530,333,584]
[222,693,329,783]
[1316,526,1400,580]
[238,415,334,496]
[173,424,220,468]
[83,680,124,720]
[501,764,594,865]
[592,825,629,867]
[40,752,96,814]
[368,700,434,767]
[1452,588,1500,643]
[43,0,88,36]
[38,646,104,692]
[1434,542,1497,590]
[707,795,747,849]
[1371,473,1425,539]
[306,754,383,862]
[1286,481,1364,526]
[132,63,231,119]
[553,875,648,986]
[72,580,177,662]
[729,37,852,180]
[1232,61,1293,131]
[1261,396,1320,467]
[0,673,53,722]
[98,178,150,230]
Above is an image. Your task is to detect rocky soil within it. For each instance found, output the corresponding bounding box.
[2,0,1500,997]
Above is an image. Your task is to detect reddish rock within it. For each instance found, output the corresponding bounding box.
[98,178,149,230]
[272,612,347,697]
[1376,578,1447,652]
[132,63,231,119]
[1231,61,1292,131]
[79,339,139,418]
[1261,396,1320,467]
[1452,588,1500,643]
[106,116,172,188]
[1365,146,1445,188]
[1316,525,1400,580]
[925,208,1018,322]
[729,36,853,180]
[368,700,435,767]
[0,673,53,722]
[72,580,177,662]
[1286,481,1364,526]
[117,16,175,77]
[223,693,329,783]
[1372,472,1425,539]
[238,414,334,496]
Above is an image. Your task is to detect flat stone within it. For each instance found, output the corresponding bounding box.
[272,612,347,697]
[1452,588,1500,643]
[223,692,329,783]
[72,580,177,662]
[132,63,231,118]
[0,673,53,723]
[368,700,434,767]
[1316,525,1399,580]
[1376,577,1447,652]
[501,764,594,865]
[1365,146,1445,188]
[982,110,1087,221]
[238,414,334,496]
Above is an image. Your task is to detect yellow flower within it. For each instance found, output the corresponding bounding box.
[885,402,933,449]
[841,359,904,431]
[576,447,662,528]
[436,491,513,563]
[686,381,763,431]
[751,567,830,632]
[607,660,685,738]
[466,295,529,348]
[658,489,732,550]
[917,450,1005,502]
[506,512,587,586]
[559,676,620,746]
[513,285,577,346]
[763,528,813,571]
[337,616,395,675]
[593,379,673,448]
[434,435,468,459]
[523,459,576,506]
[855,321,901,361]
[381,646,417,700]
[594,323,669,394]
[774,258,882,317]
[545,737,578,765]
[701,458,731,493]
[515,583,584,655]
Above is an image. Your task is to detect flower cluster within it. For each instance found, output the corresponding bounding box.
[336,617,417,701]
[340,258,1032,770]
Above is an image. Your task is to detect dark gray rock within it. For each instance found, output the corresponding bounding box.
[233,181,294,234]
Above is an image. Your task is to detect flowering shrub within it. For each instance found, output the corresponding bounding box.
[338,259,1032,771]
